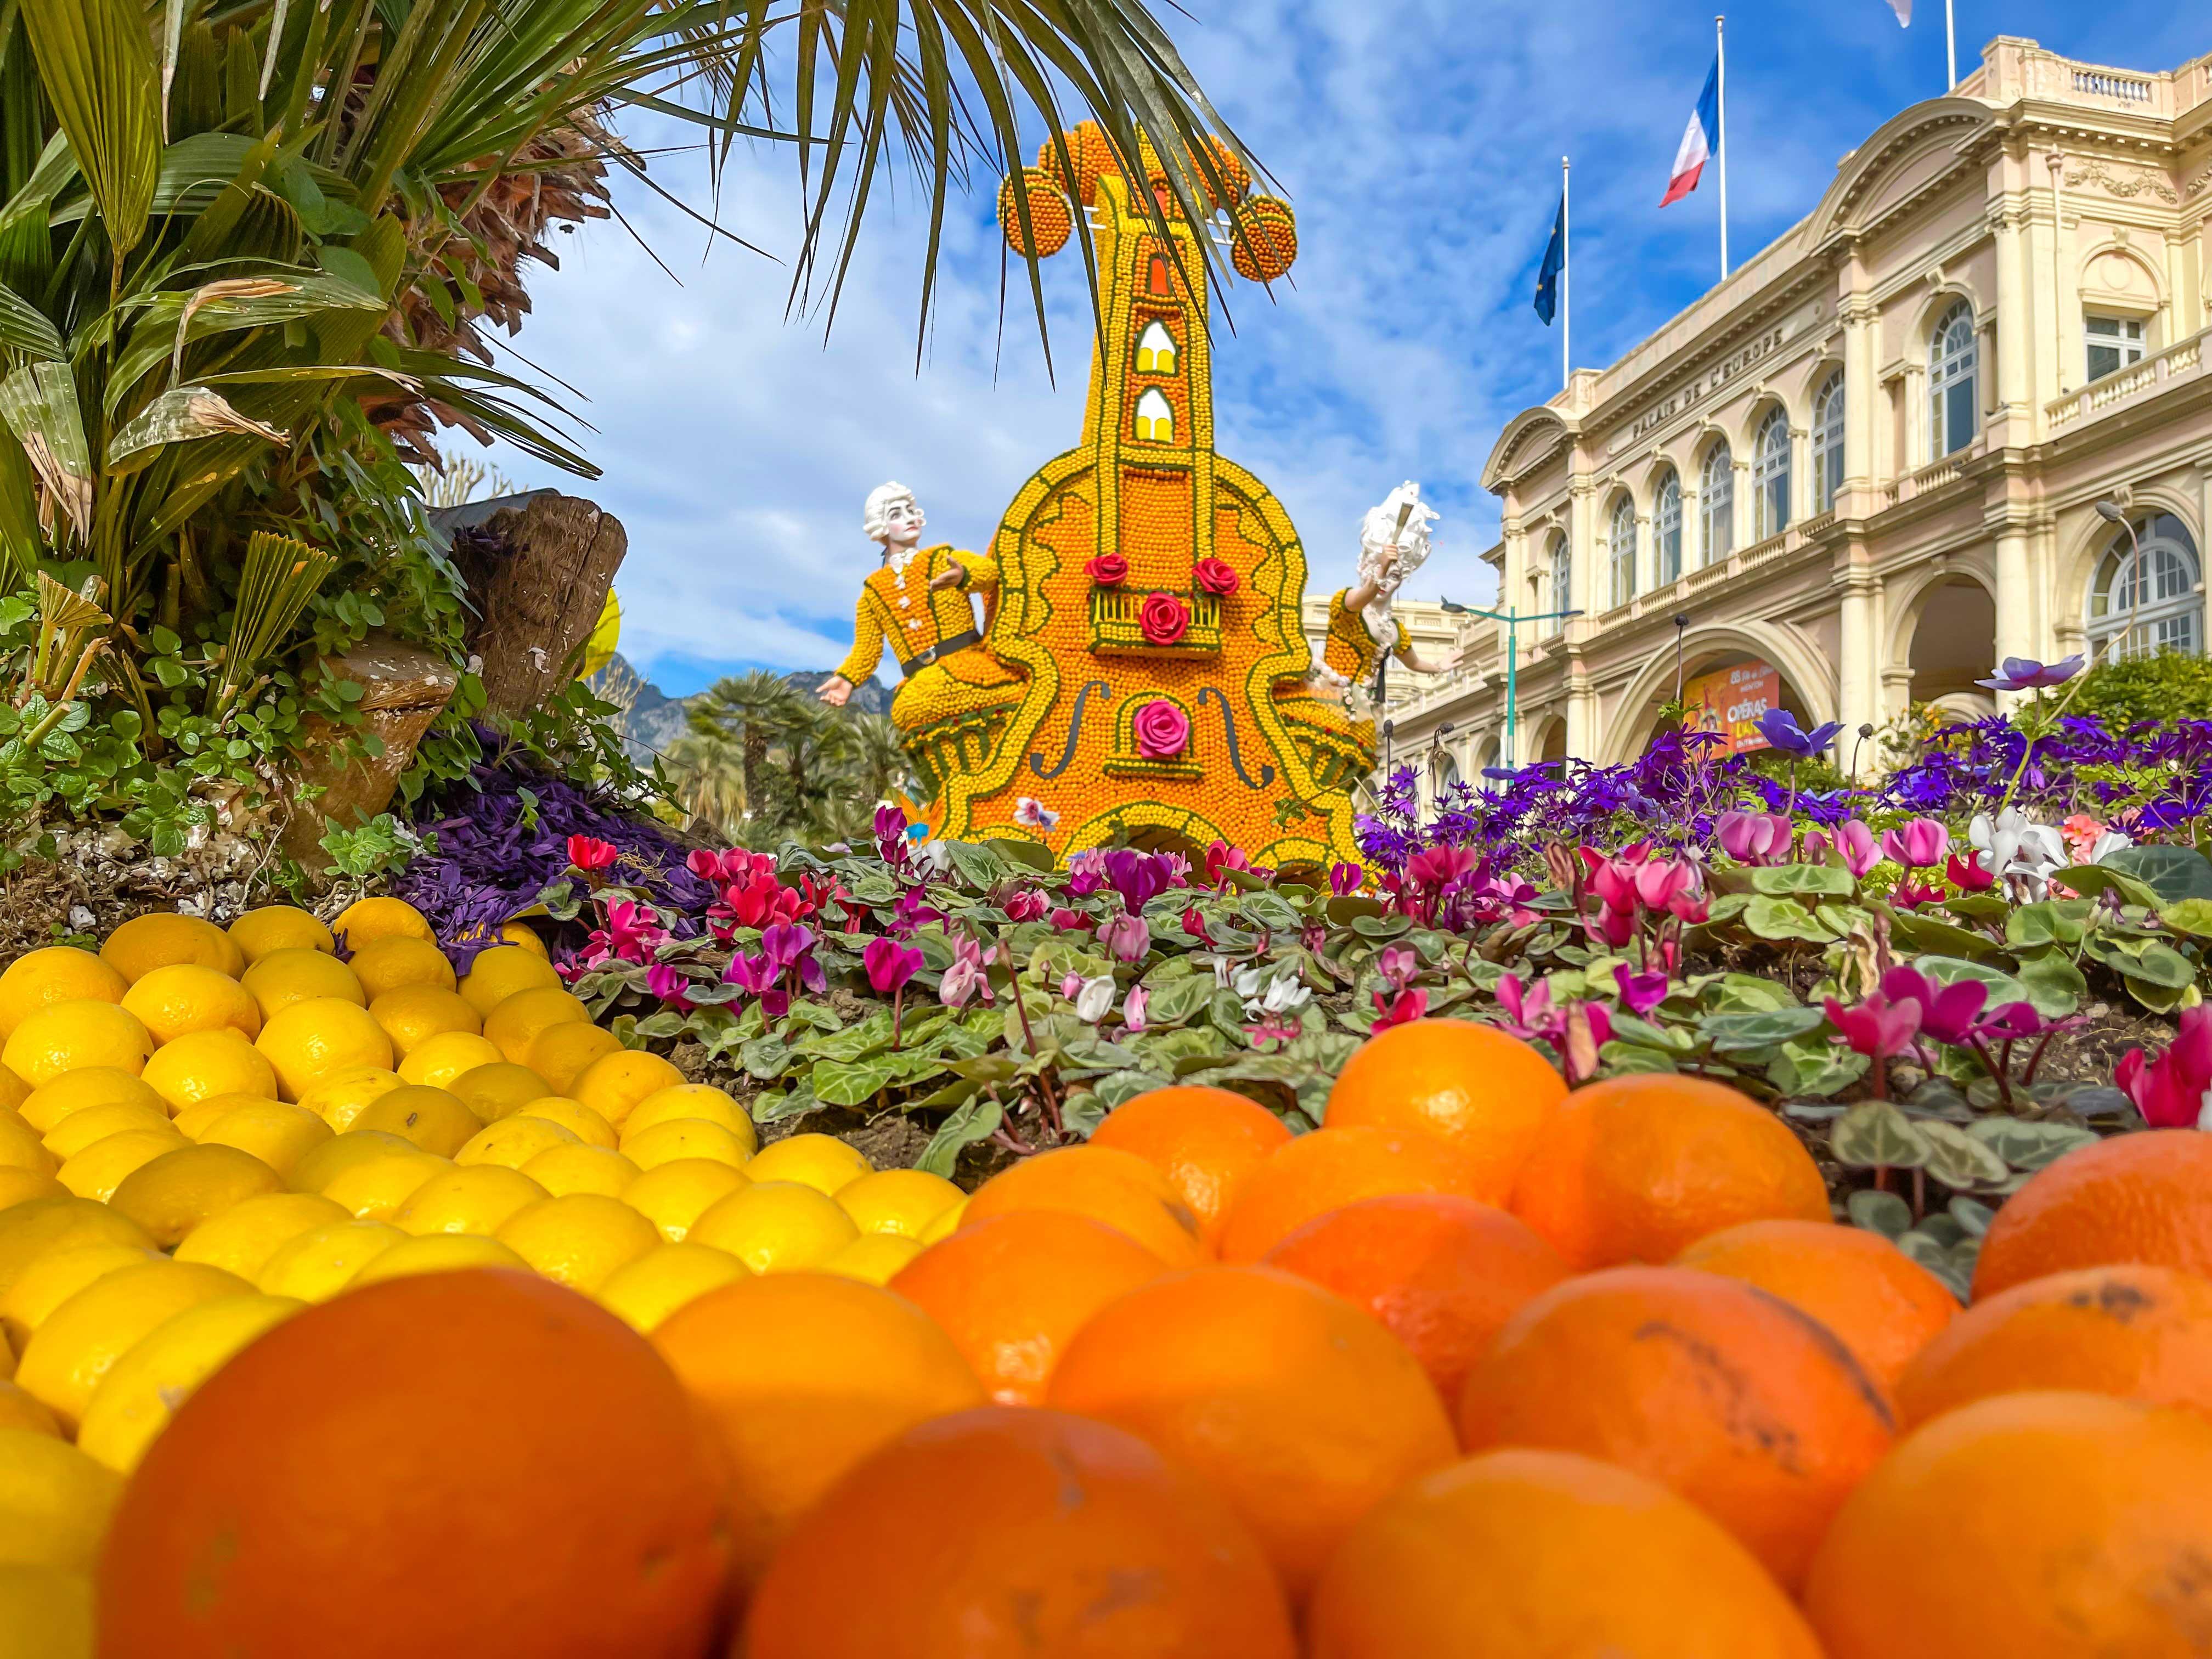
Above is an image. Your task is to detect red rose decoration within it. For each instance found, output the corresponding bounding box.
[1086,553,1128,586]
[1193,557,1239,597]
[1133,699,1190,759]
[1138,590,1190,645]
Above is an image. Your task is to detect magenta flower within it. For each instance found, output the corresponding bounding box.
[1100,849,1172,913]
[566,834,619,875]
[1330,862,1364,896]
[1881,819,1950,870]
[1376,944,1419,992]
[2115,1005,2212,1130]
[645,962,694,1012]
[1048,907,1089,933]
[582,899,664,967]
[1406,845,1480,889]
[862,936,923,997]
[1612,963,1671,1017]
[1002,888,1048,922]
[1825,992,1922,1060]
[1877,966,1987,1046]
[1370,986,1429,1030]
[939,938,996,1009]
[1893,878,1945,909]
[1097,911,1150,963]
[1808,819,1879,877]
[1132,699,1190,760]
[1946,850,1994,892]
[1716,810,1793,865]
[1493,973,1610,1084]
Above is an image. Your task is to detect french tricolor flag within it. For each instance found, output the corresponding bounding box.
[1660,57,1722,207]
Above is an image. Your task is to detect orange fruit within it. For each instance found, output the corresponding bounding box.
[961,1145,1203,1266]
[1972,1129,2212,1298]
[1458,1265,1893,1591]
[1507,1074,1830,1269]
[119,965,261,1046]
[744,1407,1296,1659]
[1307,1448,1824,1659]
[1087,1084,1291,1246]
[1323,1019,1566,1201]
[652,1272,985,1583]
[99,1268,735,1657]
[889,1210,1172,1404]
[1895,1263,2212,1427]
[1215,1125,1481,1265]
[99,913,244,983]
[1804,1391,2212,1659]
[1045,1265,1456,1603]
[1675,1218,1960,1392]
[1262,1194,1570,1407]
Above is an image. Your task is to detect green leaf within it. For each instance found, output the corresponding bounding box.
[1916,1119,2013,1190]
[2053,864,2162,911]
[0,279,63,361]
[2159,898,2212,937]
[2100,844,2212,905]
[1700,1006,1829,1052]
[1915,956,2038,1010]
[1742,894,1835,943]
[1883,905,2003,961]
[915,1097,1002,1178]
[1846,1188,1913,1239]
[19,0,161,255]
[2013,952,2087,1018]
[812,1054,903,1107]
[1965,1118,2100,1172]
[1702,974,1802,1014]
[1767,1035,1868,1097]
[1750,862,1856,897]
[1350,912,1411,940]
[2005,901,2087,951]
[2082,934,2197,989]
[1830,1101,1932,1170]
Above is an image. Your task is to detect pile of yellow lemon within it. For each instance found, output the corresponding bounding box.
[0,897,961,1647]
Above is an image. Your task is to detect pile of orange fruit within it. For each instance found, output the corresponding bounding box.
[2,926,2211,1657]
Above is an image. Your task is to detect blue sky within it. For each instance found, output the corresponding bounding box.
[484,1,2205,697]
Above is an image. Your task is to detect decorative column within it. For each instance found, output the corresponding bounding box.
[1837,558,1881,774]
[1841,287,1880,507]
[1993,525,2034,711]
[1732,456,1753,555]
[1567,477,1598,634]
[1992,200,2033,436]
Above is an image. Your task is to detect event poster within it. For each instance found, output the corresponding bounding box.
[1684,661,1781,755]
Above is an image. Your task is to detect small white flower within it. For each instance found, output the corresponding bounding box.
[1013,796,1060,832]
[1073,974,1116,1024]
[2089,829,2134,864]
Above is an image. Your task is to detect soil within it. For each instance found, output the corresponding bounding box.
[0,825,284,960]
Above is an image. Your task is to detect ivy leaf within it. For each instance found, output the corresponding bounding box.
[1830,1101,1932,1170]
[812,1054,905,1107]
[1965,1118,2100,1171]
[2098,844,2212,905]
[2158,898,2212,937]
[1846,1188,1914,1239]
[1917,1120,2013,1190]
[1700,1006,1829,1052]
[1767,1035,1868,1097]
[915,1097,1003,1177]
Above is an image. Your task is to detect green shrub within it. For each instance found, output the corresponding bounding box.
[2064,651,2212,730]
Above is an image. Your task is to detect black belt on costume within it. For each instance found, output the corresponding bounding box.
[901,630,980,676]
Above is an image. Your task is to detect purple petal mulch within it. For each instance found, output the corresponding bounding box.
[392,746,718,972]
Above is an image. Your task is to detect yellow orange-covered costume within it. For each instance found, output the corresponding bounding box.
[831,543,1023,735]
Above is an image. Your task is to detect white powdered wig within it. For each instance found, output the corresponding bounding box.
[1355,480,1438,641]
[863,481,921,540]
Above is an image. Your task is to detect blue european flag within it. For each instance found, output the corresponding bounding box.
[1532,193,1565,325]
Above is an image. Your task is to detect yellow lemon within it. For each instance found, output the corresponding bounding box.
[14,1260,250,1430]
[318,1149,447,1221]
[0,1116,54,1180]
[520,1144,640,1199]
[140,1029,277,1114]
[457,946,563,1018]
[0,1245,155,1355]
[347,936,456,1003]
[118,964,261,1047]
[0,1173,61,1216]
[391,1165,548,1237]
[44,1102,177,1161]
[107,1144,285,1249]
[0,1071,24,1114]
[297,1065,403,1131]
[487,988,592,1069]
[366,986,480,1060]
[619,1160,749,1244]
[285,1130,416,1195]
[917,1195,968,1244]
[2,1003,150,1089]
[514,1096,616,1148]
[173,1192,348,1280]
[226,906,334,964]
[99,914,245,983]
[687,1180,859,1274]
[19,1071,162,1137]
[835,1168,966,1239]
[0,950,126,1041]
[396,1031,502,1091]
[195,1101,332,1180]
[594,1242,749,1333]
[0,1562,94,1659]
[621,1084,758,1154]
[449,1062,552,1122]
[348,1232,526,1287]
[0,1430,119,1570]
[239,949,364,1020]
[0,1200,152,1302]
[0,1383,60,1438]
[522,1018,621,1092]
[331,896,435,951]
[742,1132,873,1198]
[254,1219,403,1301]
[625,1119,754,1173]
[821,1232,924,1286]
[455,1114,579,1170]
[55,1131,187,1203]
[168,1092,256,1140]
[494,1193,659,1291]
[571,1051,686,1129]
[350,1086,481,1158]
[498,923,549,959]
[255,998,394,1101]
[74,1293,300,1474]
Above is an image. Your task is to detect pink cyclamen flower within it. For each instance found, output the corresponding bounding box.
[1946,850,1995,892]
[2115,1005,2212,1130]
[584,900,664,966]
[861,936,923,997]
[1002,888,1048,923]
[566,834,619,874]
[1370,986,1429,1031]
[1097,911,1151,963]
[1880,819,1950,870]
[1376,944,1419,992]
[645,963,694,1011]
[1715,811,1793,866]
[1824,992,1922,1060]
[1121,984,1150,1034]
[1892,878,1945,910]
[1330,862,1365,896]
[938,939,996,1009]
[1406,845,1480,889]
[1807,819,1880,877]
[1612,963,1671,1017]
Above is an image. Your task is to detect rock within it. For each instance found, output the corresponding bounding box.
[281,636,461,875]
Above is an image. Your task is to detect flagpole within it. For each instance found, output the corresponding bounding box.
[1561,156,1571,394]
[1944,0,1956,86]
[1716,14,1729,280]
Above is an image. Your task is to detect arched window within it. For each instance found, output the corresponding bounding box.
[1134,320,1177,375]
[1146,253,1173,297]
[2088,512,2203,661]
[1547,533,1570,635]
[1133,388,1174,443]
[1655,470,1683,584]
[1608,496,1637,607]
[1700,443,1734,564]
[1477,733,1503,787]
[1752,409,1791,541]
[1812,371,1846,512]
[1930,300,1978,458]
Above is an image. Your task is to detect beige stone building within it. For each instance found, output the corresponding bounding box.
[1392,36,2212,799]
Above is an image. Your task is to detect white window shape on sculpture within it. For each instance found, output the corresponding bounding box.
[1547,533,1570,636]
[2088,512,2203,662]
[1753,408,1791,541]
[1609,496,1637,607]
[1655,470,1683,584]
[1700,443,1733,564]
[1133,388,1175,444]
[1931,300,1977,459]
[1812,372,1845,512]
[1135,320,1177,375]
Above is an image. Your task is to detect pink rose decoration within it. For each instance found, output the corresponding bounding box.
[1193,557,1239,597]
[1133,698,1190,759]
[1086,553,1128,586]
[1138,590,1190,644]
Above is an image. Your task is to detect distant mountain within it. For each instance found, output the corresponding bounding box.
[596,656,890,770]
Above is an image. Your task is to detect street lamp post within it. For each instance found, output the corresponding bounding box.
[1439,599,1584,764]
[2095,499,2145,661]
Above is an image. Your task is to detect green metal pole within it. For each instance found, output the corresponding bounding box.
[1504,614,1518,763]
